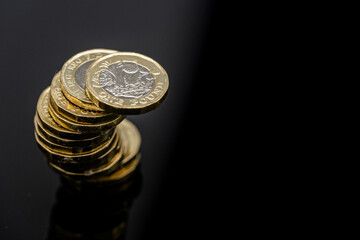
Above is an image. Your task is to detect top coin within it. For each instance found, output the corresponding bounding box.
[60,49,117,111]
[85,52,169,114]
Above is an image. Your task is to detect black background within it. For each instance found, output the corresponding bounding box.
[0,1,231,239]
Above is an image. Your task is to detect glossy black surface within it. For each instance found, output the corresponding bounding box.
[0,1,229,239]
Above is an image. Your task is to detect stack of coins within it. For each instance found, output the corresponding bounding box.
[34,49,169,184]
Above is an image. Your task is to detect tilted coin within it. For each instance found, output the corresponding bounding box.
[48,126,125,177]
[36,128,118,166]
[50,72,122,124]
[115,118,141,165]
[86,119,142,182]
[35,115,114,148]
[89,153,140,183]
[85,52,169,114]
[35,122,115,155]
[36,87,99,140]
[60,49,117,111]
[48,100,125,133]
[48,119,140,178]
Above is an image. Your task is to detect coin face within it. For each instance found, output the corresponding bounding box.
[99,62,155,99]
[60,49,117,111]
[86,52,169,114]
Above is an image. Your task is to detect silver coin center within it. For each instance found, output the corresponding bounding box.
[99,62,154,99]
[75,60,94,90]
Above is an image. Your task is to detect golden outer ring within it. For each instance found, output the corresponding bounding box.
[47,134,122,175]
[116,119,141,165]
[85,52,169,114]
[47,119,140,178]
[89,153,140,183]
[48,125,126,177]
[36,88,99,140]
[60,49,117,111]
[51,72,121,124]
[36,128,117,164]
[86,119,142,182]
[34,115,114,147]
[35,121,115,155]
[48,100,125,133]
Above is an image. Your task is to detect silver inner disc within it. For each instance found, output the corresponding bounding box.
[99,62,154,99]
[75,60,94,90]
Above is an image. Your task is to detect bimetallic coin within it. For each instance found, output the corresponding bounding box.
[50,72,122,124]
[36,87,99,140]
[34,115,114,148]
[85,52,169,114]
[60,49,117,111]
[48,100,125,133]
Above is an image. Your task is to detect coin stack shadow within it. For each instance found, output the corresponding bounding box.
[34,51,144,185]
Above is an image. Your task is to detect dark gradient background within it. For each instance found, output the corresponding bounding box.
[0,1,229,239]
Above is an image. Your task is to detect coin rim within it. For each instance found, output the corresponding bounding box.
[51,72,120,124]
[60,49,117,111]
[48,126,124,177]
[48,100,126,132]
[36,88,99,139]
[36,128,118,163]
[35,122,115,155]
[89,153,140,183]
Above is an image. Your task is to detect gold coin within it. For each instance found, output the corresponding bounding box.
[116,118,141,165]
[36,87,99,140]
[48,99,125,132]
[87,119,142,182]
[47,119,140,178]
[60,49,117,111]
[89,153,140,183]
[85,52,169,114]
[35,121,115,155]
[36,128,118,165]
[50,72,122,124]
[48,126,124,177]
[34,115,114,148]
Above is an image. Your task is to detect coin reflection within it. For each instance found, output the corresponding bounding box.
[47,168,142,240]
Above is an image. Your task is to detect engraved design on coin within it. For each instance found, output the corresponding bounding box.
[75,60,94,90]
[99,62,154,99]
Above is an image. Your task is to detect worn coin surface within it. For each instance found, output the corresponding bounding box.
[36,87,99,140]
[51,72,121,124]
[85,52,169,114]
[60,49,117,111]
